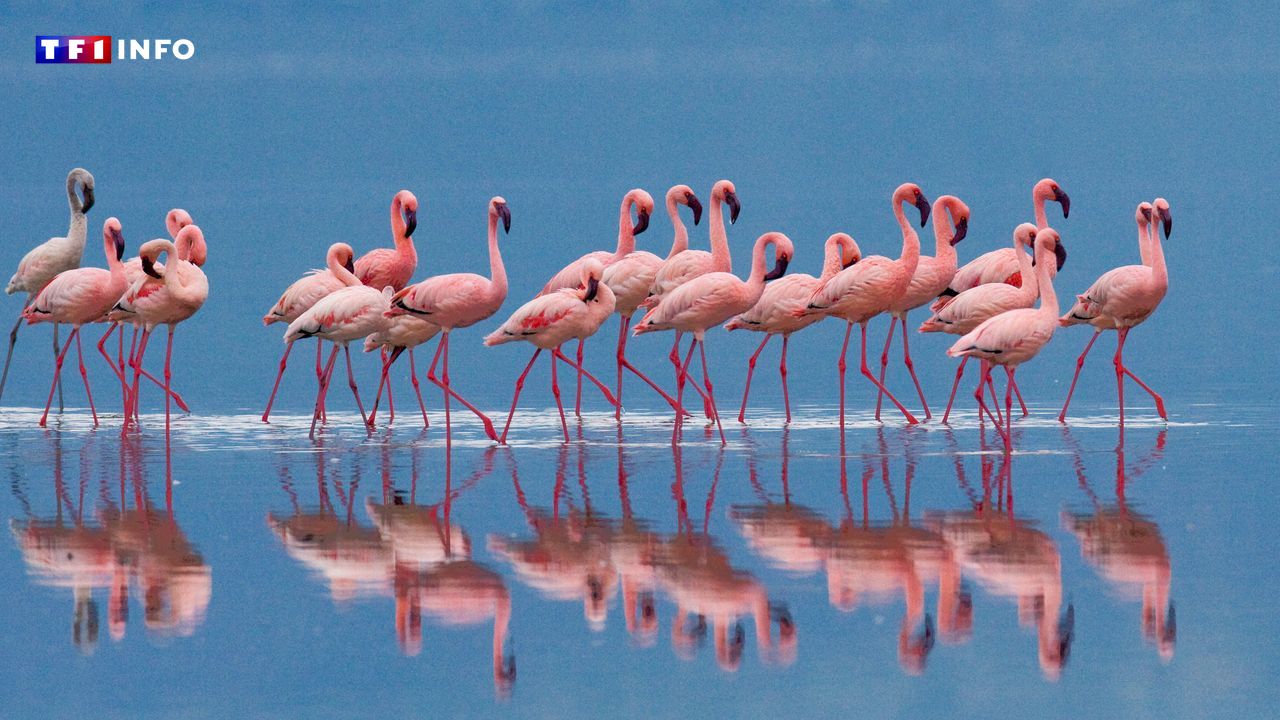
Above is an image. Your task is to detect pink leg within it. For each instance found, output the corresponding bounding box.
[984,369,1004,427]
[343,344,369,427]
[838,322,854,428]
[942,357,968,424]
[499,348,542,444]
[780,335,792,424]
[316,340,327,423]
[367,347,397,427]
[1114,328,1128,427]
[616,319,627,421]
[1011,376,1029,417]
[74,328,97,427]
[309,345,341,439]
[261,341,295,423]
[441,336,454,447]
[126,329,153,432]
[574,338,584,417]
[738,334,772,424]
[552,348,618,407]
[550,348,569,441]
[874,316,897,421]
[426,333,499,441]
[39,329,76,427]
[618,319,689,417]
[698,339,726,445]
[97,322,130,416]
[408,348,429,427]
[668,330,713,416]
[1122,366,1167,420]
[127,327,140,423]
[899,315,931,420]
[1058,330,1100,423]
[859,322,918,424]
[163,325,176,435]
[972,361,1007,446]
[672,338,698,444]
[1003,366,1015,450]
[385,349,395,427]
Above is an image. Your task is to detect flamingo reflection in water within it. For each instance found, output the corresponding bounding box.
[1061,429,1175,660]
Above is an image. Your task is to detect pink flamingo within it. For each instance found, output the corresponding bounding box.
[875,195,971,421]
[644,180,740,416]
[538,189,653,416]
[601,185,702,419]
[2,168,95,405]
[484,259,619,443]
[726,233,860,424]
[947,228,1065,449]
[23,217,126,427]
[283,242,391,438]
[634,232,795,444]
[1058,199,1171,424]
[921,223,1060,423]
[386,197,512,443]
[100,209,199,420]
[355,190,419,292]
[934,178,1068,308]
[261,243,357,422]
[797,183,932,426]
[116,228,210,434]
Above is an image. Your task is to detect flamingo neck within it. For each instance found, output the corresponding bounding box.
[1139,217,1153,267]
[615,195,637,258]
[66,178,85,216]
[1034,244,1058,316]
[1015,238,1038,300]
[709,193,731,272]
[330,253,361,287]
[1148,223,1168,288]
[932,207,958,265]
[744,236,773,305]
[488,212,507,298]
[103,235,123,274]
[1033,189,1049,229]
[390,197,415,254]
[666,195,688,259]
[819,236,846,280]
[892,200,921,277]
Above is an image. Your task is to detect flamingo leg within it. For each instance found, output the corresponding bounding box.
[98,322,130,416]
[780,334,792,424]
[39,328,76,427]
[986,369,1004,427]
[1011,375,1029,417]
[408,347,429,427]
[261,340,295,423]
[343,344,369,428]
[860,322,918,424]
[53,322,64,413]
[615,319,626,421]
[573,338,585,417]
[552,347,618,407]
[672,338,698,444]
[1058,330,1100,423]
[1004,366,1016,448]
[309,345,341,439]
[698,339,726,445]
[1114,327,1128,427]
[442,336,454,447]
[1122,366,1166,420]
[838,321,854,428]
[316,340,327,423]
[74,328,97,427]
[669,330,713,416]
[367,346,399,427]
[380,348,395,426]
[163,325,176,435]
[127,326,141,424]
[941,356,968,424]
[426,333,499,441]
[499,348,542,444]
[126,328,153,432]
[972,360,1007,446]
[899,315,931,420]
[738,334,771,424]
[550,348,569,442]
[0,297,32,403]
[874,316,897,421]
[618,316,689,418]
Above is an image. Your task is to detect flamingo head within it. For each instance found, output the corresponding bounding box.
[827,232,861,269]
[626,188,654,235]
[1136,201,1154,226]
[936,195,970,246]
[395,190,419,238]
[1153,197,1172,238]
[760,232,794,281]
[328,242,357,276]
[138,239,175,279]
[1034,227,1066,272]
[489,196,511,233]
[166,208,193,238]
[894,183,931,227]
[712,179,740,224]
[103,217,125,261]
[580,259,605,302]
[1035,178,1070,218]
[68,168,95,214]
[1013,222,1038,252]
[666,184,703,225]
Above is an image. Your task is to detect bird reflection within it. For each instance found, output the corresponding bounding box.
[1061,429,1174,660]
[11,435,211,653]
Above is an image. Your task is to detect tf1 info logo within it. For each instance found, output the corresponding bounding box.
[36,36,196,64]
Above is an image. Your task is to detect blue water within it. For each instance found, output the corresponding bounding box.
[2,2,1278,717]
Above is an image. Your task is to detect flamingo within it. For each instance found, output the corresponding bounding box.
[538,189,653,416]
[1058,199,1171,424]
[873,195,970,421]
[726,233,860,424]
[933,178,1068,308]
[355,189,419,292]
[116,229,209,434]
[797,183,932,427]
[947,228,1065,449]
[386,197,512,443]
[644,180,740,417]
[2,167,95,405]
[920,223,1061,423]
[261,243,357,422]
[634,231,794,444]
[484,258,619,443]
[600,185,702,419]
[283,242,391,438]
[100,209,200,420]
[22,217,126,427]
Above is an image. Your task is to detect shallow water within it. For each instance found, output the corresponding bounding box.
[2,404,1275,719]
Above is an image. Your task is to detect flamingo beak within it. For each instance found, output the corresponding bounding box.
[764,255,790,281]
[843,254,860,269]
[1055,240,1068,271]
[142,255,163,280]
[80,185,95,214]
[915,194,931,227]
[951,217,968,246]
[111,227,125,261]
[583,276,600,302]
[404,208,417,238]
[725,191,741,224]
[686,192,703,225]
[497,202,512,233]
[344,255,356,275]
[1053,186,1070,218]
[633,208,650,235]
[1159,206,1172,238]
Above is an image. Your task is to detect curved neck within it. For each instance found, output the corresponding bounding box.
[390,197,413,250]
[709,194,731,271]
[329,252,361,287]
[488,212,507,298]
[66,178,84,215]
[932,207,958,264]
[1138,218,1153,267]
[746,236,773,292]
[666,195,688,258]
[892,200,921,275]
[615,196,636,257]
[820,236,847,280]
[1015,239,1038,299]
[103,234,122,273]
[1034,244,1058,316]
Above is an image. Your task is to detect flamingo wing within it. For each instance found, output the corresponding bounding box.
[946,308,1050,361]
[485,290,587,345]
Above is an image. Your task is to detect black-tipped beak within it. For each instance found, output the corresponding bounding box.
[1159,206,1172,238]
[497,203,512,233]
[686,192,703,226]
[915,194,931,227]
[583,276,600,302]
[404,209,417,238]
[764,256,790,281]
[951,217,968,246]
[1055,240,1068,271]
[344,255,356,275]
[111,228,125,261]
[142,255,163,280]
[1054,187,1070,218]
[725,191,740,224]
[81,186,95,214]
[633,208,650,235]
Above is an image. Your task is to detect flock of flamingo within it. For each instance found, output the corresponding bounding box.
[2,169,1171,449]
